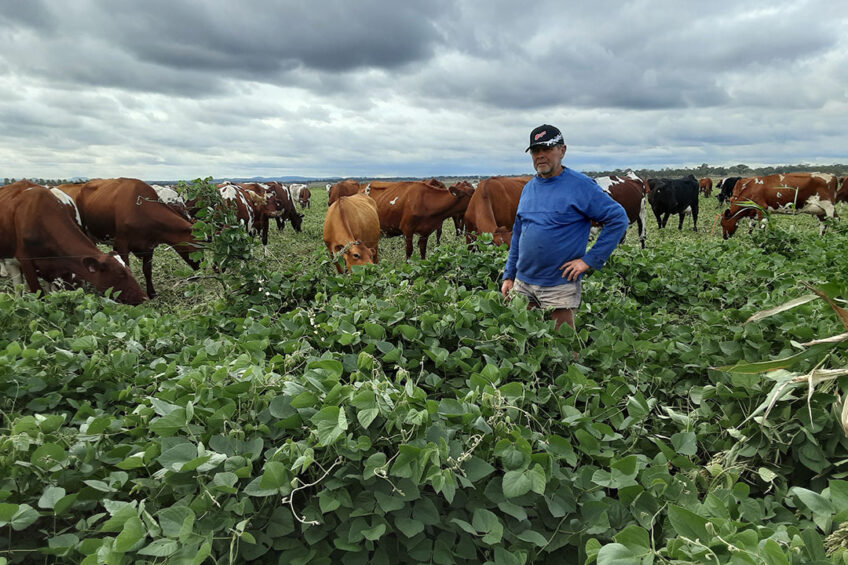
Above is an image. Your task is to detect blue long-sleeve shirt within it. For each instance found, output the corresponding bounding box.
[503,167,628,286]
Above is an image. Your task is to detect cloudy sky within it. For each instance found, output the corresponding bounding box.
[1,1,846,181]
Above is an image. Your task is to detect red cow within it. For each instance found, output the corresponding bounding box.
[720,173,837,238]
[593,171,648,248]
[463,176,532,247]
[0,180,147,304]
[328,179,364,206]
[837,176,848,203]
[289,184,311,209]
[239,183,283,247]
[323,193,380,273]
[365,180,475,259]
[58,178,200,298]
[699,177,713,197]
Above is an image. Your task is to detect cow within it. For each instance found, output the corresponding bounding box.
[364,180,475,259]
[0,180,147,304]
[266,182,304,232]
[424,178,474,245]
[647,175,699,231]
[328,179,364,206]
[150,184,193,222]
[288,184,311,209]
[323,193,380,273]
[837,176,848,203]
[720,173,838,238]
[57,177,200,299]
[593,171,647,248]
[699,177,713,197]
[463,176,532,247]
[239,182,284,248]
[715,177,742,204]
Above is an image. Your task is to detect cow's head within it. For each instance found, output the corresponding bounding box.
[449,182,475,200]
[290,211,304,232]
[82,254,148,305]
[334,241,375,273]
[492,226,513,247]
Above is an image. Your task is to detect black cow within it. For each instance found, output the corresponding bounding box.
[715,177,741,205]
[647,175,699,231]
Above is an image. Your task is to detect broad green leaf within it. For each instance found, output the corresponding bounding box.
[394,517,425,538]
[670,432,697,456]
[38,487,66,510]
[516,529,548,547]
[667,505,710,542]
[138,538,179,557]
[596,543,642,565]
[311,406,348,446]
[114,516,145,552]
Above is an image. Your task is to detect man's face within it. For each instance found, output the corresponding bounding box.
[530,144,565,177]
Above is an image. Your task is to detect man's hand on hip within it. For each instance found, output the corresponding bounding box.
[559,258,589,281]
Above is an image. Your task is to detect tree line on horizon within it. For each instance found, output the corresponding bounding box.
[2,163,846,187]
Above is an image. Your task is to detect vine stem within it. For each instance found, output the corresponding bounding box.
[282,456,344,525]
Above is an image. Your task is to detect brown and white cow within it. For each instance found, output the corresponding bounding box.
[288,184,311,209]
[328,179,364,206]
[239,182,285,248]
[58,177,200,298]
[698,177,713,197]
[720,173,838,238]
[837,176,848,203]
[0,180,147,304]
[266,182,304,232]
[323,193,380,273]
[365,180,475,259]
[150,184,193,222]
[463,176,532,247]
[593,171,648,248]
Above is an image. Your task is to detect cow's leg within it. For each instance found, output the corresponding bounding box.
[404,235,414,260]
[418,234,430,259]
[691,205,698,232]
[138,251,156,299]
[435,226,442,246]
[653,211,663,230]
[276,216,285,232]
[638,198,647,248]
[661,213,670,229]
[18,260,42,294]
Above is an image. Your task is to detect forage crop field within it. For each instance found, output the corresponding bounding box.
[1,180,847,565]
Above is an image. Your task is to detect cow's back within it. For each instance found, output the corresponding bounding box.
[465,176,527,234]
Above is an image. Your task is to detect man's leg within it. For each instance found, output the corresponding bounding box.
[551,308,575,330]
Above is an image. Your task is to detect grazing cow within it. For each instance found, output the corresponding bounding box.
[837,176,848,203]
[266,182,304,232]
[365,180,475,259]
[699,177,713,197]
[288,184,311,209]
[463,176,531,247]
[0,180,147,304]
[150,184,193,222]
[239,182,284,248]
[323,193,380,273]
[593,171,648,248]
[328,179,364,206]
[720,173,838,238]
[425,178,474,244]
[58,177,200,299]
[647,175,699,231]
[715,177,741,204]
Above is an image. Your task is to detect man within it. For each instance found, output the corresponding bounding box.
[501,124,628,330]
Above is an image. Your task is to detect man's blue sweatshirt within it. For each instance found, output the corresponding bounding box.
[503,167,628,286]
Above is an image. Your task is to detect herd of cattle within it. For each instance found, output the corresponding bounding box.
[1,171,846,304]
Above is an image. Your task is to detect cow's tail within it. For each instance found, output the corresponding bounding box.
[638,194,647,247]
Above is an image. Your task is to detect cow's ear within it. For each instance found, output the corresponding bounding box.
[722,209,731,218]
[82,256,99,273]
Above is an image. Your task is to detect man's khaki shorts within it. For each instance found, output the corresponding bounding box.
[513,278,581,310]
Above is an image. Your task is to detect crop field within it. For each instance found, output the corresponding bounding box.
[1,180,848,564]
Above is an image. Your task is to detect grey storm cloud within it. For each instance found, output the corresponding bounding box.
[0,0,847,179]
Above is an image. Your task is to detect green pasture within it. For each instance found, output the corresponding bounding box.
[1,179,847,564]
